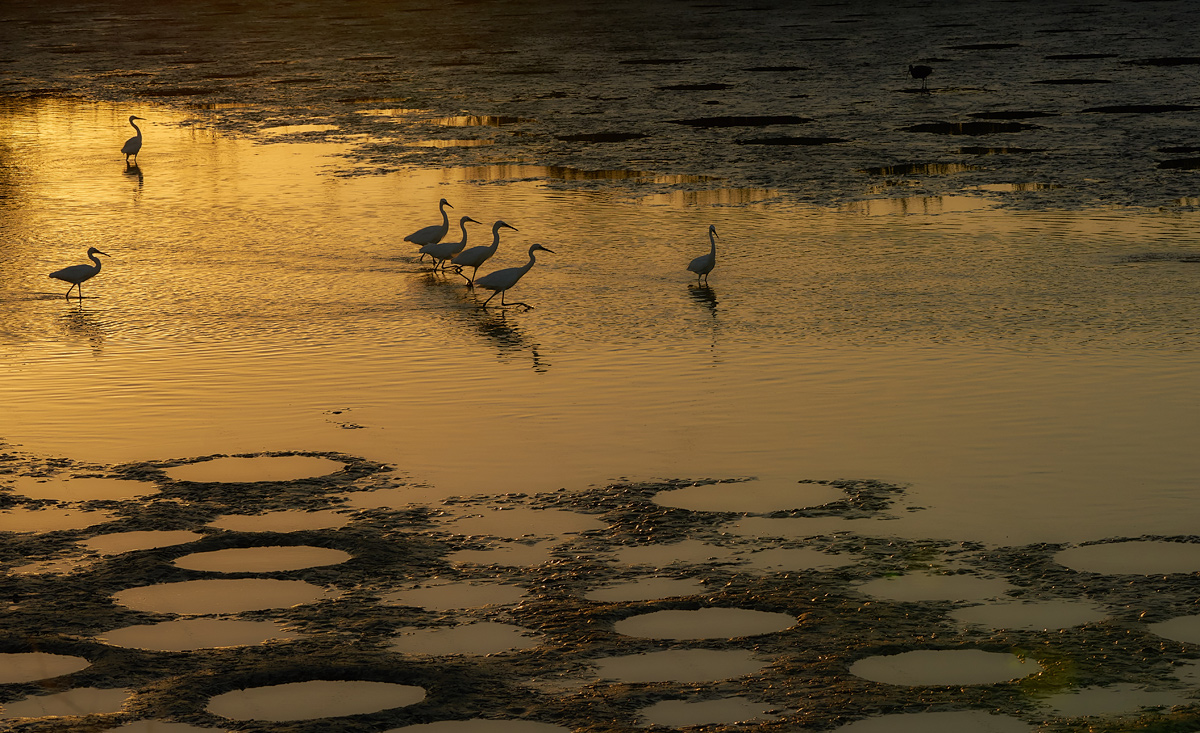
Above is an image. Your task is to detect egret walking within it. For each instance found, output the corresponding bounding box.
[686,224,718,285]
[908,64,933,91]
[121,116,145,165]
[452,220,518,286]
[421,216,480,270]
[476,243,554,309]
[49,247,109,299]
[404,198,453,260]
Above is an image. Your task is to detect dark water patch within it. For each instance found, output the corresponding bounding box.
[619,58,692,65]
[1037,29,1094,35]
[947,43,1022,50]
[134,48,186,56]
[1158,146,1200,154]
[45,46,103,55]
[555,132,649,143]
[1117,252,1200,263]
[1158,157,1200,170]
[269,77,322,85]
[736,136,848,145]
[200,71,259,79]
[1130,57,1200,66]
[1031,78,1112,85]
[659,83,733,91]
[103,71,156,78]
[499,67,559,75]
[1084,104,1198,114]
[903,121,1037,134]
[433,60,486,68]
[142,87,219,97]
[337,96,408,104]
[744,65,805,72]
[669,115,811,127]
[968,110,1058,120]
[1045,53,1117,60]
[342,55,397,61]
[959,146,1044,154]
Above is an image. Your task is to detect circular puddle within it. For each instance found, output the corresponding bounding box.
[639,697,781,727]
[593,648,768,683]
[0,652,90,683]
[850,650,1042,686]
[614,608,796,640]
[206,680,425,721]
[834,710,1035,732]
[1035,683,1188,717]
[0,687,130,719]
[388,623,544,656]
[585,577,707,602]
[857,573,1013,602]
[652,479,844,513]
[113,579,334,614]
[207,510,351,532]
[0,507,116,533]
[165,456,345,483]
[10,476,157,501]
[98,619,303,651]
[440,508,607,538]
[1148,614,1200,644]
[172,546,352,573]
[80,530,203,555]
[447,541,555,567]
[613,540,739,567]
[1055,541,1200,574]
[383,721,570,733]
[950,600,1108,630]
[382,582,528,611]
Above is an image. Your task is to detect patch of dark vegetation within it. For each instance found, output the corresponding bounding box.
[735,136,848,145]
[1084,104,1198,114]
[903,121,1037,134]
[669,115,811,127]
[1130,57,1200,66]
[555,132,649,143]
[1031,78,1112,84]
[1158,158,1200,170]
[658,83,733,91]
[947,42,1022,50]
[968,110,1059,120]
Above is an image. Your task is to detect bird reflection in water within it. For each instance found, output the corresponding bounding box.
[688,283,718,313]
[60,301,106,353]
[476,309,548,372]
[123,163,143,186]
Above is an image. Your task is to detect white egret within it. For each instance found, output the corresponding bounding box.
[452,219,518,286]
[121,116,145,165]
[421,216,480,270]
[49,247,109,299]
[476,243,554,309]
[404,198,453,260]
[686,224,718,285]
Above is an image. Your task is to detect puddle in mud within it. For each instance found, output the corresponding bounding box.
[206,509,351,532]
[383,581,528,611]
[172,545,352,573]
[388,623,544,656]
[205,680,425,721]
[613,608,796,640]
[113,578,335,614]
[639,697,782,727]
[438,507,607,538]
[834,710,1034,732]
[1055,540,1200,574]
[950,600,1109,630]
[584,577,708,602]
[1036,683,1189,717]
[98,618,303,651]
[8,476,156,501]
[851,649,1042,686]
[0,652,90,683]
[0,507,116,533]
[80,530,204,555]
[857,573,1013,602]
[1148,614,1200,644]
[447,541,556,567]
[0,687,130,719]
[650,479,844,513]
[164,455,346,483]
[592,649,769,683]
[261,123,340,136]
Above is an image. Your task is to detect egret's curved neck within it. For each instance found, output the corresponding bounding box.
[709,231,717,254]
[439,202,450,226]
[129,119,141,137]
[490,225,505,246]
[89,252,103,272]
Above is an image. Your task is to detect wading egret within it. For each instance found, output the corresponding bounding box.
[121,116,145,165]
[476,243,554,309]
[452,220,518,286]
[404,198,453,260]
[421,216,480,270]
[909,64,933,90]
[49,247,109,299]
[686,224,718,284]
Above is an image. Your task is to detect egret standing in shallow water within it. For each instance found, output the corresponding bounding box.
[686,224,718,285]
[404,198,453,260]
[121,116,145,165]
[49,247,109,299]
[908,64,933,91]
[476,243,554,309]
[452,220,518,286]
[421,215,479,270]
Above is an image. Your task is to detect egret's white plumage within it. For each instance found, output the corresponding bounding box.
[121,116,144,165]
[49,247,109,299]
[404,198,453,260]
[476,243,554,308]
[421,216,480,270]
[686,224,718,284]
[452,220,518,286]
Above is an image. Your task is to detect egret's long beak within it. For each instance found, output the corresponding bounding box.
[95,250,111,257]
